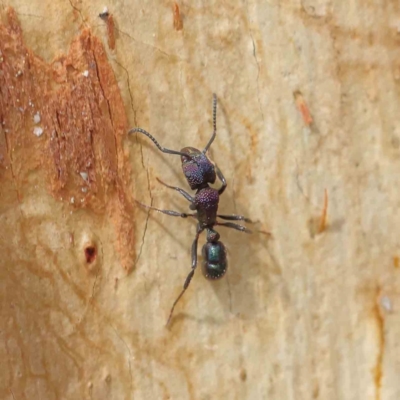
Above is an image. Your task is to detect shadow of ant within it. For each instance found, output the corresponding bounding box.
[206,98,278,322]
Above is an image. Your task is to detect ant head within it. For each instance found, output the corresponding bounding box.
[180,147,216,190]
[180,146,202,162]
[129,94,219,191]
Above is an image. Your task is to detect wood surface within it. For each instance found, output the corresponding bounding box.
[1,1,400,399]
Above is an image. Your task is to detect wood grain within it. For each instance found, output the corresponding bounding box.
[1,1,400,399]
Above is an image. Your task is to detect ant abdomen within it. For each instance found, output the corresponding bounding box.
[201,241,228,280]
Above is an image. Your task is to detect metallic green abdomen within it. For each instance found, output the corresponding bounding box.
[201,241,227,280]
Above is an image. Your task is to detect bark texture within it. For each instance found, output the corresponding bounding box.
[1,1,400,399]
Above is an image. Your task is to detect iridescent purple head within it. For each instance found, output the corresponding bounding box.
[180,147,216,190]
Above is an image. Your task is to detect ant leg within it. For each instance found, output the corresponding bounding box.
[218,214,253,223]
[218,221,272,237]
[215,164,227,195]
[216,222,252,234]
[167,225,204,326]
[135,200,196,219]
[156,177,195,203]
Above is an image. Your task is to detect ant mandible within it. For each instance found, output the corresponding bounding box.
[129,94,252,325]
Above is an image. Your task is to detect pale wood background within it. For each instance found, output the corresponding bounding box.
[1,1,400,399]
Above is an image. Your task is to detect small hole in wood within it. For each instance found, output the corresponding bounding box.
[85,246,96,263]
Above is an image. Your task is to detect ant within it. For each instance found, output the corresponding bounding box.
[129,94,253,325]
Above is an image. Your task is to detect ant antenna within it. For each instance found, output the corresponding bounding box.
[203,93,217,153]
[129,127,193,158]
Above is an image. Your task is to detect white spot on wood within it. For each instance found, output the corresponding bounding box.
[33,127,43,137]
[82,70,89,77]
[80,172,89,182]
[381,296,392,312]
[33,112,41,124]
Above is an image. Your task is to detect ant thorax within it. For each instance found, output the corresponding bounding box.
[194,187,219,227]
